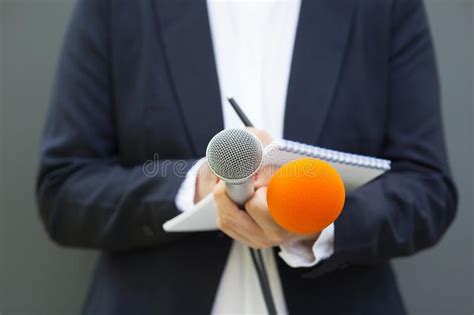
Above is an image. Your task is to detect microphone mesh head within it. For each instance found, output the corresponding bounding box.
[206,129,263,181]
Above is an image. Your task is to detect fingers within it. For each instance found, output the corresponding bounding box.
[213,181,236,211]
[254,165,279,188]
[244,187,270,229]
[214,183,319,247]
[213,182,272,249]
[245,187,290,245]
[218,213,271,249]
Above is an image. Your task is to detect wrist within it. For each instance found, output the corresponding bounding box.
[194,160,216,204]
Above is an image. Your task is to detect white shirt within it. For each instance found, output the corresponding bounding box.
[176,0,335,313]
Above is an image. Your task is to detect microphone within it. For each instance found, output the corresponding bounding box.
[267,158,346,235]
[206,128,263,207]
[206,128,277,315]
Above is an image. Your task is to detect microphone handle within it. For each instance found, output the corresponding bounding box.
[225,180,255,207]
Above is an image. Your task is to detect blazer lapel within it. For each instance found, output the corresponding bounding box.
[153,0,223,156]
[284,0,357,144]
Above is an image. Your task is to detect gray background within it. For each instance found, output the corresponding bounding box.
[0,0,472,314]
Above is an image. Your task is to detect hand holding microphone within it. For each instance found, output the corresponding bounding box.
[207,99,346,315]
[209,128,342,248]
[206,128,295,248]
[210,129,346,247]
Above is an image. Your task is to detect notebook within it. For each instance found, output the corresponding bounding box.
[264,139,390,191]
[163,139,391,232]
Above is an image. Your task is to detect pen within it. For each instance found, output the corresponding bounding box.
[227,97,255,128]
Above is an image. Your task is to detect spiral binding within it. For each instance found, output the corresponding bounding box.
[276,139,391,171]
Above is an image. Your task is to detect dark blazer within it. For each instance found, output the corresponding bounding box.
[37,0,457,314]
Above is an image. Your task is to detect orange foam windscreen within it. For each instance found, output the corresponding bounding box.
[267,158,345,235]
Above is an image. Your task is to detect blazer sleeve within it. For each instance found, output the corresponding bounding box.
[36,0,196,251]
[304,0,458,278]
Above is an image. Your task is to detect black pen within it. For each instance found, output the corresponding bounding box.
[227,97,255,128]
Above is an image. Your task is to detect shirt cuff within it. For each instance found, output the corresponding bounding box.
[175,158,206,213]
[278,223,334,268]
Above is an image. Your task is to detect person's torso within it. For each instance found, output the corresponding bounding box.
[84,1,404,314]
